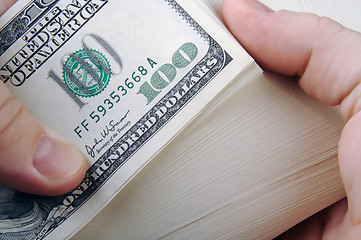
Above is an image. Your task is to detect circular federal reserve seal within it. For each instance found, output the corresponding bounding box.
[63,49,111,98]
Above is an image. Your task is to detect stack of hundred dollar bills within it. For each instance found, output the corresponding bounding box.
[0,0,260,239]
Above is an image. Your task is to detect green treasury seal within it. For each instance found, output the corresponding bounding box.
[63,49,111,98]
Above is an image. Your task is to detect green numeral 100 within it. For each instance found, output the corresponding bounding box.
[137,42,198,104]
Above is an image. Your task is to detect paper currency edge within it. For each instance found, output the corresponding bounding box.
[0,0,246,239]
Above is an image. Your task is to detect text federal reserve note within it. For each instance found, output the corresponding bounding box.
[0,0,253,239]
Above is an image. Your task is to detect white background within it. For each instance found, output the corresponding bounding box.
[204,0,361,32]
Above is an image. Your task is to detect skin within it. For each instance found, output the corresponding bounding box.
[1,0,361,238]
[0,0,87,196]
[222,0,361,238]
[0,0,15,14]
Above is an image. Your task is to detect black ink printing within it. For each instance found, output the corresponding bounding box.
[85,110,130,158]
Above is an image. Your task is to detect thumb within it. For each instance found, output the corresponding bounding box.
[0,0,17,16]
[222,0,361,228]
[0,82,87,196]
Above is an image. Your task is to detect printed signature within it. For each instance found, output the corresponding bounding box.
[85,110,130,158]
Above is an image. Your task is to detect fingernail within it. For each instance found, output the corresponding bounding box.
[33,135,85,180]
[246,0,274,12]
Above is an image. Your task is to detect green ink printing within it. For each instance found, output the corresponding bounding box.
[63,49,111,98]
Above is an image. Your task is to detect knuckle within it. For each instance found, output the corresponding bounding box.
[317,15,345,36]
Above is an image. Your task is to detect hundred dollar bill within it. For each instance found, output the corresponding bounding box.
[0,0,255,239]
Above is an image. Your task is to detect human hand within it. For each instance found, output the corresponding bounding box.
[0,0,16,14]
[0,1,87,196]
[222,0,361,238]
